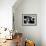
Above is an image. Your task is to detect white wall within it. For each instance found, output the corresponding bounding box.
[0,0,16,30]
[41,0,46,46]
[13,0,41,46]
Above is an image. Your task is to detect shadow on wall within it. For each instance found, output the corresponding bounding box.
[12,0,41,46]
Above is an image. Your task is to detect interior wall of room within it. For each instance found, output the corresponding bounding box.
[41,0,46,46]
[0,0,16,30]
[13,0,41,46]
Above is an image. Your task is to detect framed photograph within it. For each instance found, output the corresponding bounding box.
[22,14,37,26]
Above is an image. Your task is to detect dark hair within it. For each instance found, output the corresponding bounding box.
[34,43,35,46]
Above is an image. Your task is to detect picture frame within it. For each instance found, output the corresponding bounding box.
[22,14,37,26]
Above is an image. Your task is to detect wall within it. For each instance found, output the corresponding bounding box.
[13,0,41,46]
[41,0,46,46]
[0,0,16,30]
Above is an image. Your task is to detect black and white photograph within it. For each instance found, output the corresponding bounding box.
[22,14,37,26]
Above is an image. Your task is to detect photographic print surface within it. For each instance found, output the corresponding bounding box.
[22,14,37,26]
